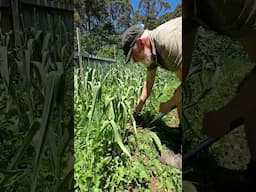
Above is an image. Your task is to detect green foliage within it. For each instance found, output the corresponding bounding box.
[75,61,181,191]
[0,21,73,191]
[96,45,116,58]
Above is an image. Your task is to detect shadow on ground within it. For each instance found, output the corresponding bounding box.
[183,152,250,192]
[137,111,182,154]
[137,113,250,192]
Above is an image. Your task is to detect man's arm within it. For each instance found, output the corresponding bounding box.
[135,68,157,114]
[159,27,197,116]
[183,28,198,80]
[159,85,182,115]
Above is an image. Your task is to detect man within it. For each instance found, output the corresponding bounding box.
[121,17,182,123]
[183,0,256,189]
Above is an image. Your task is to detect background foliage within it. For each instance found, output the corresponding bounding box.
[74,0,181,56]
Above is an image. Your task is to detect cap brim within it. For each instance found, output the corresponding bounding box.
[125,48,133,64]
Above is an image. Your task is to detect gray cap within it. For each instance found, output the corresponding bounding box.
[121,25,144,64]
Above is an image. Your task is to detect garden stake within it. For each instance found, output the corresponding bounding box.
[148,112,166,127]
[183,125,238,162]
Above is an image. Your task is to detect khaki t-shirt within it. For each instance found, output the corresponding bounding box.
[145,17,182,72]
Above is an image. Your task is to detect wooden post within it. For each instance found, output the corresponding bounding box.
[11,0,21,48]
[76,27,83,76]
[114,44,116,60]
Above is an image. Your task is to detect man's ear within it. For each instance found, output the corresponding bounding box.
[136,38,144,49]
[136,37,151,49]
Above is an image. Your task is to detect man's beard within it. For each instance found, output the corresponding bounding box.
[141,48,153,68]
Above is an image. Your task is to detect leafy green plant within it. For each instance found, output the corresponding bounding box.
[75,60,181,191]
[0,19,73,191]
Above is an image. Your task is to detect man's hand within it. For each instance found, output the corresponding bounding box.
[132,112,145,127]
[135,100,145,114]
[159,86,182,115]
[202,111,230,137]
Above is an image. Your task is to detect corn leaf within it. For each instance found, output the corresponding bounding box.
[0,46,9,88]
[110,120,131,158]
[31,72,60,192]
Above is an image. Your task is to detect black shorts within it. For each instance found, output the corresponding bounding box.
[183,0,256,38]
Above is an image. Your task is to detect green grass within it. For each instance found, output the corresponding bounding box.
[74,61,181,192]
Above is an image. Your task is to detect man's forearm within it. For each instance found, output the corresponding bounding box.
[135,69,157,114]
[139,81,152,101]
[183,29,198,81]
[170,85,182,107]
[159,85,182,115]
[173,85,182,118]
[135,80,154,114]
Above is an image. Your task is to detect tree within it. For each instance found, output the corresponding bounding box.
[75,0,181,55]
[137,0,171,29]
[74,0,134,55]
[159,2,182,24]
[105,0,134,31]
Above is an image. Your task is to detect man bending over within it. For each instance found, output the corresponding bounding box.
[121,17,182,124]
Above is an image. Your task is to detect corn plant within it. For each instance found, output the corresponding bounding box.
[75,60,181,191]
[0,19,73,191]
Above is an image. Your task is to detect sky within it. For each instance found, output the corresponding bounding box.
[130,0,181,12]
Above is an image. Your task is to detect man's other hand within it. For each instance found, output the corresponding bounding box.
[133,112,145,127]
[159,101,174,114]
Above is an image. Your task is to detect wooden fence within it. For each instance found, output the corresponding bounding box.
[75,27,116,73]
[0,0,73,32]
[74,52,116,66]
[0,1,116,68]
